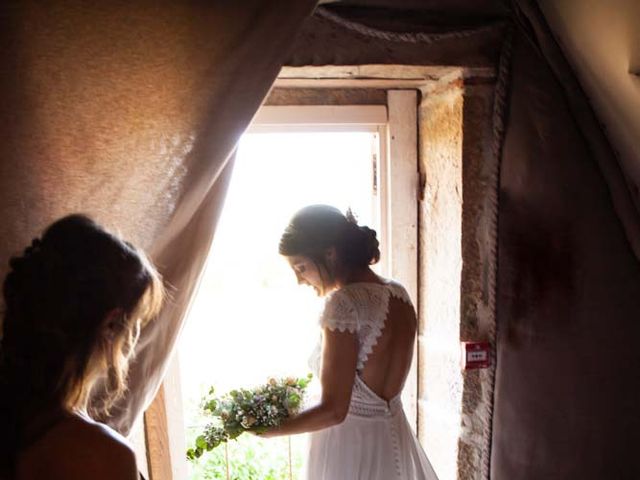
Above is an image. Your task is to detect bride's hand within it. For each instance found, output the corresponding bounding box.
[252,426,280,439]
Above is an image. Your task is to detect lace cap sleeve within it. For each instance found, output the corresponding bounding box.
[319,289,358,333]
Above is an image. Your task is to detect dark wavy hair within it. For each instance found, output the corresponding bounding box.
[0,214,164,476]
[279,205,380,269]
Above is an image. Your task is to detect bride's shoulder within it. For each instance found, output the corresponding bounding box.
[384,278,411,295]
[322,287,356,314]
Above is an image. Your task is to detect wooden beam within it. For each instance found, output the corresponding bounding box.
[144,385,172,480]
[275,64,495,90]
[130,418,150,479]
[274,78,437,89]
[280,64,461,80]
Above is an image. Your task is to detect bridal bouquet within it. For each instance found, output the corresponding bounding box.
[186,374,313,460]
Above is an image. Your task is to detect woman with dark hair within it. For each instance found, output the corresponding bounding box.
[0,214,164,480]
[262,205,438,479]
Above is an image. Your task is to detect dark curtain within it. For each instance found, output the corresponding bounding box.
[490,2,640,478]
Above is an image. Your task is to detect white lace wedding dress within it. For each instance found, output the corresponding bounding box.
[305,279,439,480]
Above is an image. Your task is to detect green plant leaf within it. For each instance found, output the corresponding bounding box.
[195,435,207,449]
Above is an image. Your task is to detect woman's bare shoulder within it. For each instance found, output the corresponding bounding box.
[17,415,138,480]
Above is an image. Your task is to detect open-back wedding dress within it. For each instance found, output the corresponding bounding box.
[305,279,439,480]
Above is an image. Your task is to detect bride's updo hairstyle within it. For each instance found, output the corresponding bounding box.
[279,205,380,270]
[0,214,164,474]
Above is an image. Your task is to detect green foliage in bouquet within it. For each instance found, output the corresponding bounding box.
[187,374,313,461]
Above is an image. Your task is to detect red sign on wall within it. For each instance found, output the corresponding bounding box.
[461,342,491,370]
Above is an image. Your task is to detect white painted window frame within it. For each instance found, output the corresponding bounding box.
[248,104,388,133]
[249,100,420,427]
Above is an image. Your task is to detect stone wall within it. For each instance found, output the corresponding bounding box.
[418,77,465,480]
[418,74,496,480]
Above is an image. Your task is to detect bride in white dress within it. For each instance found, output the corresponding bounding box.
[260,205,438,480]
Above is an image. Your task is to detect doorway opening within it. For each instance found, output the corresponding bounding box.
[180,111,385,479]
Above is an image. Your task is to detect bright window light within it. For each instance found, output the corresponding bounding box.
[180,130,379,479]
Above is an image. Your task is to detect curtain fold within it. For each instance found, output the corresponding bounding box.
[0,0,317,435]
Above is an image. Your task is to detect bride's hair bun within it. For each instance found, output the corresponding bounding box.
[279,205,380,267]
[357,225,380,266]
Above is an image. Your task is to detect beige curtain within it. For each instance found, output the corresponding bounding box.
[0,0,317,434]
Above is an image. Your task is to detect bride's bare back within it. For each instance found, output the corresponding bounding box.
[359,294,417,401]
